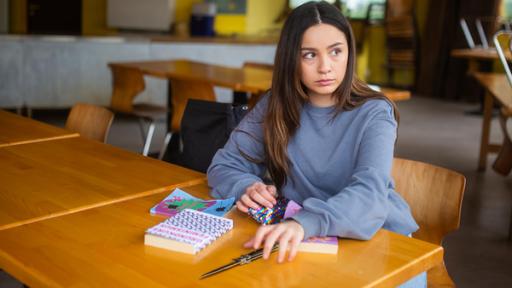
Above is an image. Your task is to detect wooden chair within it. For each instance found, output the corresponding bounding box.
[65,103,114,143]
[383,0,419,89]
[392,158,466,288]
[158,79,216,160]
[242,62,273,107]
[109,65,168,156]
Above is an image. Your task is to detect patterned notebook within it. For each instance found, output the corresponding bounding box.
[150,188,235,218]
[144,209,234,254]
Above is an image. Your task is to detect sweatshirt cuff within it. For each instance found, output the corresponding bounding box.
[291,210,324,239]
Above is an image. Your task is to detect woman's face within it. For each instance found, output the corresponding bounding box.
[299,23,348,106]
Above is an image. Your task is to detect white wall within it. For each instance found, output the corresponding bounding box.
[0,36,276,108]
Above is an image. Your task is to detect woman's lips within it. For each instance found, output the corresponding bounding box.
[315,79,335,86]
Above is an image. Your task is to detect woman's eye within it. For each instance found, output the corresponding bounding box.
[302,52,315,59]
[330,48,342,56]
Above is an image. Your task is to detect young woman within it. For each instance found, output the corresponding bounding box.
[208,2,423,285]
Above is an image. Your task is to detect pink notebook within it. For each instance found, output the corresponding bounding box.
[284,200,338,254]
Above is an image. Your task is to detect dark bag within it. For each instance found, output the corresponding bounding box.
[178,99,249,173]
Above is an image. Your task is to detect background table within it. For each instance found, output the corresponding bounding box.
[0,137,204,230]
[473,72,512,170]
[0,109,78,148]
[0,183,443,288]
[110,59,411,101]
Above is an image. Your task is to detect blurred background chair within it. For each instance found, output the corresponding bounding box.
[109,65,168,156]
[492,30,512,177]
[383,0,419,90]
[392,158,466,287]
[158,79,216,160]
[232,61,273,106]
[460,17,512,49]
[65,103,114,143]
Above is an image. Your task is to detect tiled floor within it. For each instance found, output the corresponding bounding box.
[1,95,511,287]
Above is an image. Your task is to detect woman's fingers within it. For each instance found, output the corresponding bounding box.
[267,185,277,197]
[288,233,301,261]
[277,231,293,263]
[236,200,249,213]
[250,191,275,208]
[242,182,278,210]
[262,225,285,259]
[240,194,260,210]
[252,225,275,249]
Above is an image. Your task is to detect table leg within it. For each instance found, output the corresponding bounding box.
[478,91,494,171]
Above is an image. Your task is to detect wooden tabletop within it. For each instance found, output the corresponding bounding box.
[109,59,273,94]
[0,109,79,148]
[0,183,443,288]
[473,72,512,109]
[108,59,411,101]
[380,87,411,101]
[0,137,205,231]
[451,48,501,61]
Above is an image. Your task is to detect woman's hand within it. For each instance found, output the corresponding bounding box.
[236,182,277,213]
[244,220,305,263]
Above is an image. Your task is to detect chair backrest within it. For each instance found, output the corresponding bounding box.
[493,30,512,86]
[391,158,466,245]
[65,103,114,143]
[169,79,216,132]
[242,62,273,107]
[383,0,418,79]
[108,65,146,113]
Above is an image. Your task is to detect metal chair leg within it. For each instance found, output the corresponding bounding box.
[142,121,155,156]
[138,118,147,142]
[158,132,173,160]
[509,208,512,241]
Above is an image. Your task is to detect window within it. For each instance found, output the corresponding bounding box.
[289,0,386,20]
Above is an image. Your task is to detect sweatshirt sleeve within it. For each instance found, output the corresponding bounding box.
[291,101,398,240]
[207,96,269,200]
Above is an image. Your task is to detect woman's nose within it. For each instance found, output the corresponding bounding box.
[318,55,332,74]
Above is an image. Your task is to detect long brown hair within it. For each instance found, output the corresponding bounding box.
[265,1,398,189]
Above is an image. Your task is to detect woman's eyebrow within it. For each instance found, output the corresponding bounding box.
[327,42,343,49]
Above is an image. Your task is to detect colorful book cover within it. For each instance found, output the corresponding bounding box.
[150,188,235,218]
[145,209,234,254]
[284,200,339,254]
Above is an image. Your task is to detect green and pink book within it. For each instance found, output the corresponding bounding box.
[284,200,339,255]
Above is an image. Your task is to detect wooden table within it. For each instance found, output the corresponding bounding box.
[0,183,443,288]
[450,48,508,73]
[0,109,78,148]
[0,137,205,231]
[108,60,411,133]
[473,73,512,171]
[110,59,411,101]
[109,59,273,95]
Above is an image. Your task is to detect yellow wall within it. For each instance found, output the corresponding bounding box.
[214,15,246,35]
[246,0,285,35]
[176,0,202,23]
[9,0,26,34]
[82,0,116,35]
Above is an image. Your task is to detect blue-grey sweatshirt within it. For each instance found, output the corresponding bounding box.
[207,95,419,240]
